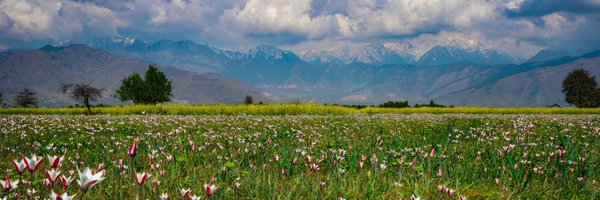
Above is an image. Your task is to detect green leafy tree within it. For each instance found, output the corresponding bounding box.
[144,65,172,104]
[245,95,254,104]
[14,88,38,107]
[115,73,146,104]
[62,83,103,114]
[562,69,600,108]
[115,65,172,104]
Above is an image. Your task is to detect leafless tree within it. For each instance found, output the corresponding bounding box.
[62,83,103,114]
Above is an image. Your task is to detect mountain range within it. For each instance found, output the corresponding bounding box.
[0,44,265,107]
[1,37,598,107]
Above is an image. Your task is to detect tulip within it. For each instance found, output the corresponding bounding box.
[135,172,151,185]
[460,195,467,200]
[438,185,446,193]
[26,188,37,197]
[24,155,44,173]
[77,167,105,190]
[160,193,168,200]
[12,159,27,175]
[204,183,218,197]
[47,155,64,169]
[127,138,139,157]
[43,178,53,188]
[437,168,443,177]
[274,154,280,162]
[430,148,437,157]
[411,194,421,200]
[179,188,191,199]
[61,176,74,191]
[50,190,75,200]
[190,195,202,200]
[46,169,61,184]
[0,175,18,192]
[447,189,456,196]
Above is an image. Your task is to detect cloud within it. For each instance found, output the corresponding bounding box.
[0,0,123,43]
[505,0,600,17]
[220,0,342,40]
[220,0,501,40]
[0,0,597,53]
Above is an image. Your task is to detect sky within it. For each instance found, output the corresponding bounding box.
[1,0,599,57]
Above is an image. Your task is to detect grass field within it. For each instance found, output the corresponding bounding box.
[1,104,600,115]
[1,114,599,199]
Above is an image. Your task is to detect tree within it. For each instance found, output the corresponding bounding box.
[115,65,173,104]
[562,69,600,108]
[144,65,172,104]
[115,73,146,104]
[62,83,103,114]
[14,88,38,107]
[0,92,3,106]
[244,95,254,104]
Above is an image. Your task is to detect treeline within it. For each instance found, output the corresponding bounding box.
[326,100,452,109]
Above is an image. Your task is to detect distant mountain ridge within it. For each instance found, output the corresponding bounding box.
[6,37,599,107]
[86,37,600,106]
[91,36,520,67]
[435,52,600,106]
[0,44,266,107]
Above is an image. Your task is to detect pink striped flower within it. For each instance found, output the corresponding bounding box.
[204,183,218,197]
[77,167,105,190]
[12,159,27,175]
[179,188,191,199]
[0,175,19,191]
[46,169,61,183]
[24,155,44,173]
[127,138,139,157]
[50,190,75,200]
[47,155,64,169]
[135,172,151,185]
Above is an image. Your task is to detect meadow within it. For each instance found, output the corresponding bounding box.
[1,104,600,115]
[1,113,599,199]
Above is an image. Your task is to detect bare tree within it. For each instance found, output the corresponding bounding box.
[14,88,38,107]
[62,83,103,114]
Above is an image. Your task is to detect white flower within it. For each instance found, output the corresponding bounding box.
[77,167,105,190]
[160,193,168,200]
[50,190,75,200]
[0,175,18,191]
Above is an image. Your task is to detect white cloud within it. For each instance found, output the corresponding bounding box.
[0,0,597,53]
[220,0,342,39]
[0,0,123,41]
[220,0,503,39]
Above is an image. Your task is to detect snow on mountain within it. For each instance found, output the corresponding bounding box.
[298,43,415,65]
[245,45,300,61]
[418,45,518,65]
[294,34,520,65]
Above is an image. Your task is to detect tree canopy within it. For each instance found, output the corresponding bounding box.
[115,65,172,104]
[562,69,600,108]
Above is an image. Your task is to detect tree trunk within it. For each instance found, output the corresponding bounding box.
[84,97,92,115]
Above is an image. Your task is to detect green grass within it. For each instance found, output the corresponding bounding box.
[0,114,599,199]
[1,104,600,115]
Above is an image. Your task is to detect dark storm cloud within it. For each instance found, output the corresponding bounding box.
[505,0,600,17]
